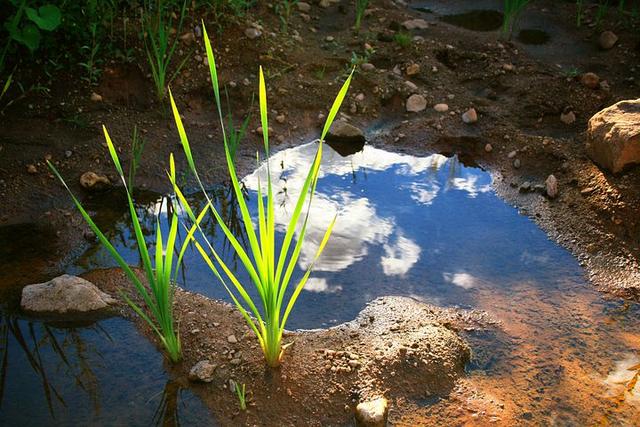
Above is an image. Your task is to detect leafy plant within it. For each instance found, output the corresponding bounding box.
[143,0,191,100]
[393,31,412,48]
[355,0,369,32]
[4,0,62,53]
[168,24,353,367]
[502,0,530,38]
[78,23,102,85]
[48,128,188,363]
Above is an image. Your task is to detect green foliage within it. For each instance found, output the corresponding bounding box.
[393,31,412,48]
[355,0,369,32]
[502,0,529,38]
[78,23,102,85]
[4,1,62,52]
[48,128,190,363]
[595,0,610,27]
[168,24,353,367]
[143,0,191,100]
[576,0,584,27]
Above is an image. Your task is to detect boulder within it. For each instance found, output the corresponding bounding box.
[355,397,388,427]
[587,99,640,173]
[21,274,116,314]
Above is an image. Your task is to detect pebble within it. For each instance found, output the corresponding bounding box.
[513,159,521,169]
[560,110,576,125]
[599,31,618,50]
[188,360,217,382]
[90,92,103,102]
[227,334,238,344]
[245,28,261,39]
[507,150,517,159]
[545,174,558,199]
[484,143,493,152]
[433,103,449,112]
[64,150,72,158]
[355,93,365,102]
[404,80,418,92]
[276,114,286,123]
[360,63,375,71]
[405,63,420,76]
[461,108,478,124]
[402,19,429,30]
[502,63,514,72]
[580,72,600,89]
[325,36,334,42]
[356,397,389,427]
[27,164,37,174]
[406,94,427,112]
[297,1,311,12]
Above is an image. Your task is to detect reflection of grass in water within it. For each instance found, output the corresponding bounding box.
[151,380,183,426]
[0,315,106,417]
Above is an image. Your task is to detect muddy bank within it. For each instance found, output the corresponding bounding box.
[83,268,475,425]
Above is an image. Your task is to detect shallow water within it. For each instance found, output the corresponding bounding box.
[2,143,639,424]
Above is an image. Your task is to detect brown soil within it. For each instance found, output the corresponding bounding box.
[83,267,485,426]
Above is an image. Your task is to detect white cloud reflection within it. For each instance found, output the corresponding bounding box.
[304,277,342,293]
[242,143,489,283]
[443,272,477,289]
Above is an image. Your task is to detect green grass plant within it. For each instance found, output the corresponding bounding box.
[355,0,369,32]
[143,0,190,100]
[167,23,353,367]
[233,381,247,410]
[502,0,530,38]
[47,128,188,363]
[393,31,412,48]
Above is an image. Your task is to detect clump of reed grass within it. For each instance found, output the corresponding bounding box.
[502,0,530,38]
[168,23,353,367]
[48,129,189,363]
[355,0,369,32]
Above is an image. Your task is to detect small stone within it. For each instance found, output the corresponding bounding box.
[27,164,37,174]
[356,397,389,427]
[484,143,493,152]
[79,171,111,191]
[64,150,73,158]
[355,93,365,102]
[461,108,478,124]
[560,110,576,125]
[404,81,418,92]
[360,63,375,72]
[507,150,517,159]
[502,63,514,72]
[580,72,600,89]
[545,174,558,198]
[245,28,261,39]
[406,94,427,113]
[519,181,531,192]
[297,2,311,12]
[433,103,449,112]
[402,19,428,30]
[599,31,618,50]
[188,360,217,382]
[276,114,286,124]
[405,63,420,76]
[325,36,334,42]
[513,158,521,169]
[227,334,238,344]
[90,92,103,102]
[319,0,331,8]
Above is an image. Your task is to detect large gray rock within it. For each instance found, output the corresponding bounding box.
[586,99,640,173]
[21,275,116,314]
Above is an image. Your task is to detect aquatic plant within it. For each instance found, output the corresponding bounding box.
[48,131,187,363]
[168,24,353,367]
[355,0,369,31]
[143,0,190,100]
[502,0,529,38]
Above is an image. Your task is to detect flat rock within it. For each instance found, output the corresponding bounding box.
[402,19,428,30]
[587,99,640,173]
[326,120,365,144]
[21,274,116,314]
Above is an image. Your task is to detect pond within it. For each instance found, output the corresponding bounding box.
[1,142,639,424]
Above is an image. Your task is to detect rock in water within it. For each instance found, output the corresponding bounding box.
[406,94,427,113]
[21,275,116,314]
[545,174,558,199]
[462,108,478,124]
[188,360,217,382]
[80,171,111,191]
[356,397,389,427]
[326,120,365,144]
[599,31,618,50]
[587,99,640,173]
